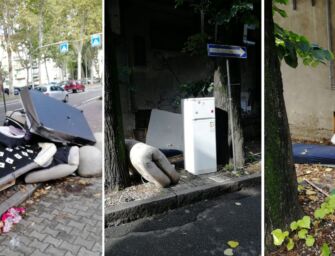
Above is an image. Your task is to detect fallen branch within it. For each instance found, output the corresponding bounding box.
[304,178,330,197]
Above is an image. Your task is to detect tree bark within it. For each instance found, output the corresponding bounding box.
[105,2,131,191]
[214,64,245,168]
[265,1,302,251]
[3,26,13,94]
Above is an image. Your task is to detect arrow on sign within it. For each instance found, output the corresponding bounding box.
[207,44,247,59]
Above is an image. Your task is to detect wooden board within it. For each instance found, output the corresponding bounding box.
[0,180,16,192]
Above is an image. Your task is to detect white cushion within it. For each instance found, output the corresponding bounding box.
[77,146,102,177]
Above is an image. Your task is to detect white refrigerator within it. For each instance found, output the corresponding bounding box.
[182,97,217,175]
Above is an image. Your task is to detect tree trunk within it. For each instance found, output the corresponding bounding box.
[3,27,13,94]
[44,57,49,83]
[265,1,302,251]
[38,2,44,85]
[105,3,131,190]
[77,47,82,80]
[214,64,245,168]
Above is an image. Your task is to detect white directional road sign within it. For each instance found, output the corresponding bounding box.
[91,34,101,47]
[59,41,69,53]
[207,44,247,59]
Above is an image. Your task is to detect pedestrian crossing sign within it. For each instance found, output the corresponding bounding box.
[59,42,69,53]
[91,34,101,48]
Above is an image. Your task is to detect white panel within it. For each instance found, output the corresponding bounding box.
[146,109,183,150]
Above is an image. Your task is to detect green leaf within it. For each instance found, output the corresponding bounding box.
[297,185,304,192]
[321,243,331,256]
[286,238,294,251]
[274,0,289,4]
[315,208,327,219]
[297,216,311,229]
[227,241,239,249]
[223,248,234,256]
[273,5,287,17]
[271,229,289,246]
[305,235,315,247]
[298,229,308,239]
[290,221,298,231]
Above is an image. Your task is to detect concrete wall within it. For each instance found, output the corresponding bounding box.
[275,1,335,141]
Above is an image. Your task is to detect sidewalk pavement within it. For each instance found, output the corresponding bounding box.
[0,177,102,256]
[105,169,261,227]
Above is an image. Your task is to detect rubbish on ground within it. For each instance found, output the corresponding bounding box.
[77,146,102,177]
[125,139,180,188]
[293,144,335,164]
[25,146,79,183]
[331,134,335,145]
[304,178,330,197]
[20,87,96,146]
[0,87,101,189]
[0,143,56,186]
[1,207,25,233]
[93,132,103,151]
[146,109,183,151]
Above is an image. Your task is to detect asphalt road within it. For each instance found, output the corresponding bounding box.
[0,86,102,124]
[105,186,261,256]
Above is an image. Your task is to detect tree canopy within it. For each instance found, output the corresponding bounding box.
[0,0,102,83]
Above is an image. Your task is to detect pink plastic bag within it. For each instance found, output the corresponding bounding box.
[1,207,25,233]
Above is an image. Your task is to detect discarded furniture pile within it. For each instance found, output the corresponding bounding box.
[0,87,102,190]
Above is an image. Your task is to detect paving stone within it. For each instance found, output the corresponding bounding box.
[0,177,102,255]
[15,244,35,255]
[44,235,62,247]
[55,223,72,233]
[42,226,59,238]
[78,247,100,256]
[68,220,86,231]
[0,248,25,256]
[45,245,67,256]
[92,242,102,252]
[40,212,55,221]
[30,230,47,241]
[30,238,49,251]
[32,249,50,256]
[74,236,95,250]
[60,241,81,255]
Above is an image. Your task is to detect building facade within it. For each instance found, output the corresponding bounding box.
[275,0,335,141]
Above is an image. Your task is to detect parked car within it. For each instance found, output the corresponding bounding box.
[58,81,67,89]
[64,80,85,93]
[34,85,69,102]
[14,88,20,95]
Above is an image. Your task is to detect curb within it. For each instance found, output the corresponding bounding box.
[0,183,42,216]
[105,172,261,227]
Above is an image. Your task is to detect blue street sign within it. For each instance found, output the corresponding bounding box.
[91,34,101,47]
[207,44,247,59]
[59,41,69,53]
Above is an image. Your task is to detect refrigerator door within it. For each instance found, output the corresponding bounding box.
[191,98,215,120]
[191,118,217,174]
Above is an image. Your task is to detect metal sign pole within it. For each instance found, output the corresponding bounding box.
[207,43,246,173]
[226,59,237,172]
[0,63,6,114]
